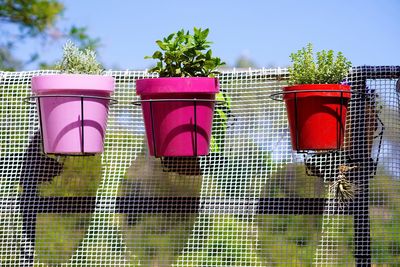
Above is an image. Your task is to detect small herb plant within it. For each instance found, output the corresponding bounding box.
[56,40,103,75]
[145,27,225,77]
[288,43,352,85]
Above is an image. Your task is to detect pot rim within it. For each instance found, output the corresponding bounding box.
[283,84,351,100]
[31,74,115,95]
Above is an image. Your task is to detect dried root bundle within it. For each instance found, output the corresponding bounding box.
[329,165,358,203]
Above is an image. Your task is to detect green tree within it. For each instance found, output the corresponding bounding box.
[0,0,99,70]
[234,53,258,68]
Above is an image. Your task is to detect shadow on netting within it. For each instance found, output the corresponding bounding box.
[0,131,64,265]
[117,139,202,266]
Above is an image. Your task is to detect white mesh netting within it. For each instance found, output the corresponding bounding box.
[0,67,399,266]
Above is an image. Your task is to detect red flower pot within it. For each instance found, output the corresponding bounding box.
[283,84,351,151]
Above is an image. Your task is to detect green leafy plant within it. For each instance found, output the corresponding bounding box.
[56,40,103,74]
[145,27,225,77]
[288,43,352,85]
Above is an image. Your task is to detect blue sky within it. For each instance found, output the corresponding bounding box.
[17,0,400,70]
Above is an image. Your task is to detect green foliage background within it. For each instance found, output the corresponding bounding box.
[0,0,99,71]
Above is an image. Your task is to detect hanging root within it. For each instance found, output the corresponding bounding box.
[330,176,358,203]
[329,165,359,203]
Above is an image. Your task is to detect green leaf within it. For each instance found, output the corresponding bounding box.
[201,28,209,39]
[152,51,163,60]
[156,40,167,50]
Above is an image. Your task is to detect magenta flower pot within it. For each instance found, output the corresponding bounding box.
[31,74,115,155]
[136,77,219,157]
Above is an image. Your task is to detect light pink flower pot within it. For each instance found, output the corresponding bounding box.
[136,77,219,157]
[31,74,115,155]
